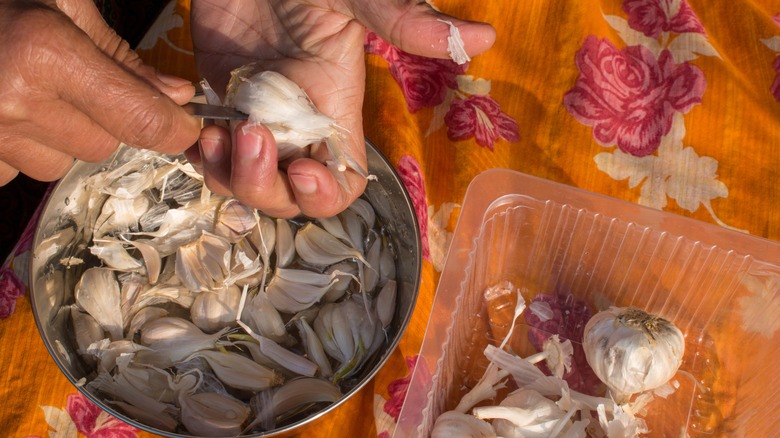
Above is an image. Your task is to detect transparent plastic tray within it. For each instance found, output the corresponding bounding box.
[395,169,780,437]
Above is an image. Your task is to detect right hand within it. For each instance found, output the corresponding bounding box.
[0,0,201,185]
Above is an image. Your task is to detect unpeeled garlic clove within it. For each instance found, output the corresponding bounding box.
[175,374,250,437]
[215,199,255,243]
[175,231,231,292]
[294,223,369,267]
[188,349,283,392]
[241,290,289,343]
[75,267,124,341]
[190,286,242,333]
[274,218,295,268]
[266,268,340,314]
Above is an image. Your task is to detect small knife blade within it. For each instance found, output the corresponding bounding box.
[183,102,249,121]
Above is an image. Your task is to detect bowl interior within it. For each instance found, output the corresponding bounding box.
[30,141,421,436]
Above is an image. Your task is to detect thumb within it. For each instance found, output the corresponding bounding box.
[352,1,496,59]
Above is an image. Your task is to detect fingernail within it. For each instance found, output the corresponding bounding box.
[199,137,223,163]
[290,173,318,194]
[237,129,263,161]
[157,72,193,88]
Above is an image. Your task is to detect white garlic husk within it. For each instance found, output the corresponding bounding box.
[583,307,685,403]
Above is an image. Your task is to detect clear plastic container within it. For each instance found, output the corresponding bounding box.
[395,168,780,437]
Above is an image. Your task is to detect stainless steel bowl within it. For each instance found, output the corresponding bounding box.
[30,140,421,437]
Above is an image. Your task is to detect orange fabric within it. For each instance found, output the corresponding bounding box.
[4,0,780,436]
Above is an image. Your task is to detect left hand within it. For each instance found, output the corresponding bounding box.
[189,0,495,218]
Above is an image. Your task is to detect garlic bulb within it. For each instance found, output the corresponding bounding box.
[583,307,685,403]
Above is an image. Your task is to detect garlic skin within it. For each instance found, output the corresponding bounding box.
[583,307,685,403]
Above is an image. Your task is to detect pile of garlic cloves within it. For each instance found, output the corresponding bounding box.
[51,146,398,436]
[431,282,686,438]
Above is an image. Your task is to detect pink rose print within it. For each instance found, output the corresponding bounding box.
[67,393,139,438]
[0,267,25,319]
[397,155,430,261]
[564,36,705,156]
[365,31,466,112]
[444,95,520,149]
[623,0,705,38]
[382,356,420,420]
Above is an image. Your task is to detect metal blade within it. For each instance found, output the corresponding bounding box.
[183,102,249,121]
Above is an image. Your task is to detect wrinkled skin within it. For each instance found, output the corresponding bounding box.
[0,0,201,185]
[0,0,495,219]
[189,0,496,218]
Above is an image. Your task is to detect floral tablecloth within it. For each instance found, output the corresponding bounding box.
[4,0,780,436]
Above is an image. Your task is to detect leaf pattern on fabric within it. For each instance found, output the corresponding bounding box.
[364,32,519,149]
[445,95,520,149]
[38,405,79,438]
[594,113,738,228]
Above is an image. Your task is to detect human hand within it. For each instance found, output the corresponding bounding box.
[0,0,201,185]
[189,0,495,218]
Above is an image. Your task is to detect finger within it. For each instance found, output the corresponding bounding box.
[26,100,121,163]
[354,1,496,59]
[0,160,19,186]
[56,0,196,104]
[198,125,234,197]
[229,123,300,218]
[287,157,367,218]
[0,135,73,181]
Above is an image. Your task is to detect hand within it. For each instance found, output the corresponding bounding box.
[0,0,201,185]
[189,0,495,218]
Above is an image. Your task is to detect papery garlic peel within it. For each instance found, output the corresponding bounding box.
[583,307,685,403]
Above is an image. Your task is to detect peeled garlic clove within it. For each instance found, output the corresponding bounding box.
[190,286,241,333]
[295,223,369,267]
[583,307,685,403]
[75,267,124,341]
